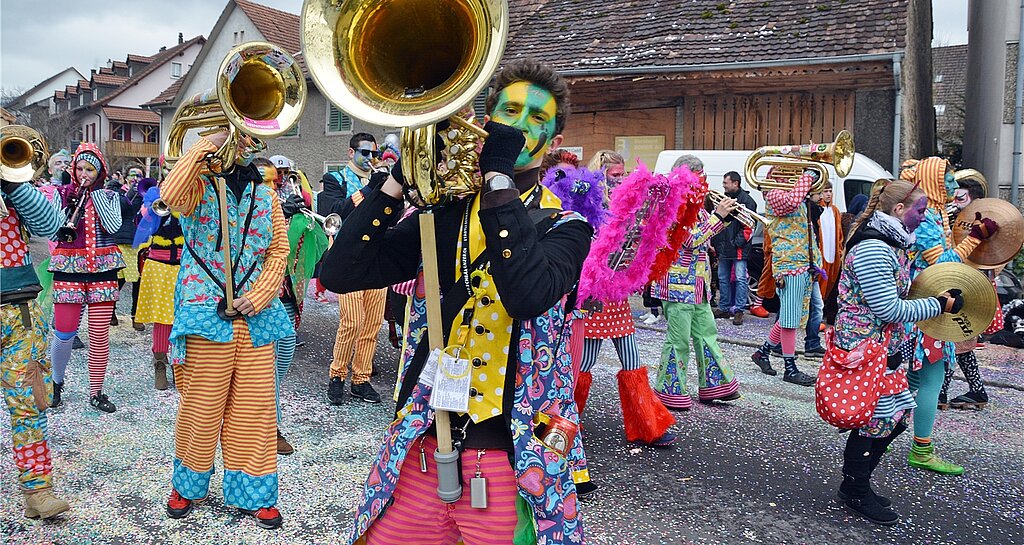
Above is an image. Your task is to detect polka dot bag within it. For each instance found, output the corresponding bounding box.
[814,326,894,430]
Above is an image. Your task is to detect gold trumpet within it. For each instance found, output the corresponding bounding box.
[1,125,49,218]
[301,0,508,206]
[283,176,341,236]
[744,130,855,195]
[151,199,171,217]
[707,190,770,228]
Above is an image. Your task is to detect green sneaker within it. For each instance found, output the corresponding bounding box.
[908,444,964,475]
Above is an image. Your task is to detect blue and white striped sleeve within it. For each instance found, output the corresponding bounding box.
[6,183,62,237]
[852,240,942,324]
[91,189,122,234]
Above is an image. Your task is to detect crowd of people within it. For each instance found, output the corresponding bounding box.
[1,55,1018,542]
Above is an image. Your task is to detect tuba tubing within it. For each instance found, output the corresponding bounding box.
[744,130,855,195]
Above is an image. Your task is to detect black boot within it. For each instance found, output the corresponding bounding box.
[840,432,899,526]
[51,382,64,408]
[782,356,815,386]
[751,342,777,376]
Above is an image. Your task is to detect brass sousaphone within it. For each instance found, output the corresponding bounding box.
[907,262,997,342]
[301,0,508,206]
[744,130,856,195]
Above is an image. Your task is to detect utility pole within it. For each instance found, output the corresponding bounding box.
[964,0,1010,197]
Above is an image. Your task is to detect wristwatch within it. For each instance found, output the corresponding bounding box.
[485,174,515,192]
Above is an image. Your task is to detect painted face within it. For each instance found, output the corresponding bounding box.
[489,81,558,169]
[952,188,972,210]
[604,163,625,187]
[49,157,69,178]
[943,168,957,199]
[126,168,143,185]
[75,160,99,187]
[259,166,277,185]
[899,196,929,232]
[351,141,379,171]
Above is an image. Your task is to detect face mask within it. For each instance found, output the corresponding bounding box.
[489,81,558,169]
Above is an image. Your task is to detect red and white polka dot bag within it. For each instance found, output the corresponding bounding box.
[815,326,894,430]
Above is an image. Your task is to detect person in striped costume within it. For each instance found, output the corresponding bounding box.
[652,154,742,411]
[1,164,71,520]
[48,143,124,413]
[161,130,292,530]
[899,157,999,475]
[824,178,954,525]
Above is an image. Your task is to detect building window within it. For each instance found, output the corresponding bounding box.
[934,74,944,83]
[233,30,245,44]
[327,104,352,134]
[142,125,159,144]
[324,161,345,174]
[281,122,300,138]
[171,62,182,78]
[79,94,84,106]
[935,104,946,116]
[93,89,98,100]
[111,123,127,141]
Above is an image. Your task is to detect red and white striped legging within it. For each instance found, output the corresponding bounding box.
[53,302,115,396]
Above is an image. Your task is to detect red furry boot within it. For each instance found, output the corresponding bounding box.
[617,367,677,446]
[575,371,593,416]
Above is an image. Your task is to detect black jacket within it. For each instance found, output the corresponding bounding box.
[112,187,143,244]
[711,188,758,259]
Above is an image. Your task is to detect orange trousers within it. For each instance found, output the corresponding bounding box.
[171,320,278,510]
[330,288,386,384]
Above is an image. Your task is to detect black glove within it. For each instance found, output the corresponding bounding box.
[935,288,965,314]
[389,154,405,186]
[369,171,390,191]
[281,194,305,219]
[478,121,525,179]
[886,351,903,371]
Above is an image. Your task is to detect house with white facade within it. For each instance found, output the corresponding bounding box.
[51,34,205,173]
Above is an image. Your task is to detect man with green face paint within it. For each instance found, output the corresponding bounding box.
[322,59,592,545]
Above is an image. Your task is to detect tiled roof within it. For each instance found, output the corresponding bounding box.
[141,78,185,108]
[112,60,128,69]
[127,54,154,64]
[503,0,907,73]
[1,107,16,123]
[65,85,78,95]
[94,35,206,107]
[77,79,91,90]
[235,0,306,71]
[55,90,66,99]
[92,73,128,87]
[102,106,160,124]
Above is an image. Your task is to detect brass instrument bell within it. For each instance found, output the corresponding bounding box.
[744,130,855,195]
[1,125,49,218]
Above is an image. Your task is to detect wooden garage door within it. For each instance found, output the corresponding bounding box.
[679,92,855,150]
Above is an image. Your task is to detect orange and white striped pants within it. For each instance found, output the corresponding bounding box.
[171,320,278,509]
[330,288,386,384]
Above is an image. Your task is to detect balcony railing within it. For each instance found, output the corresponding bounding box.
[105,140,159,158]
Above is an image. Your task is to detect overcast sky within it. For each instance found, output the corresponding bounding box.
[1,0,969,93]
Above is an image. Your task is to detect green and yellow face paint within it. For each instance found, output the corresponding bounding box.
[489,81,558,169]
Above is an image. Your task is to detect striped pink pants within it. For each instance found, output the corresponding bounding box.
[366,435,518,545]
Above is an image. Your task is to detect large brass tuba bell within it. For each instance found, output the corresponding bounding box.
[164,41,306,173]
[744,130,855,195]
[1,125,50,218]
[301,0,509,206]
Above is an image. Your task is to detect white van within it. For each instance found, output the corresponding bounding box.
[653,150,893,213]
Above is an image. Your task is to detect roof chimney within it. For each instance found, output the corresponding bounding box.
[160,46,167,52]
[178,32,184,45]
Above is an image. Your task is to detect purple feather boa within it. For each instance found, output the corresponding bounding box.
[541,165,608,229]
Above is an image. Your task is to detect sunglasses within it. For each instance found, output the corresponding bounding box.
[357,149,381,158]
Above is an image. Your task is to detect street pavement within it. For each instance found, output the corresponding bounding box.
[2,291,1023,545]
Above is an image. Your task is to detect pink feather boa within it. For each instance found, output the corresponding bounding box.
[578,162,687,303]
[649,166,709,282]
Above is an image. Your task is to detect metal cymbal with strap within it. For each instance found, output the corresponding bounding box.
[950,198,1024,267]
[907,262,997,342]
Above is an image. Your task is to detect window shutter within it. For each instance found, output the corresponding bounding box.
[328,104,352,132]
[473,88,489,118]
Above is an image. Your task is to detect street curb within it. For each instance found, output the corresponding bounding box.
[635,322,1024,392]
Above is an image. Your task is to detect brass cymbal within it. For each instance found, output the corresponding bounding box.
[908,262,997,342]
[950,198,1024,267]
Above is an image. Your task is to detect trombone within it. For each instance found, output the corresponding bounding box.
[707,190,770,228]
[744,130,855,195]
[0,125,49,218]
